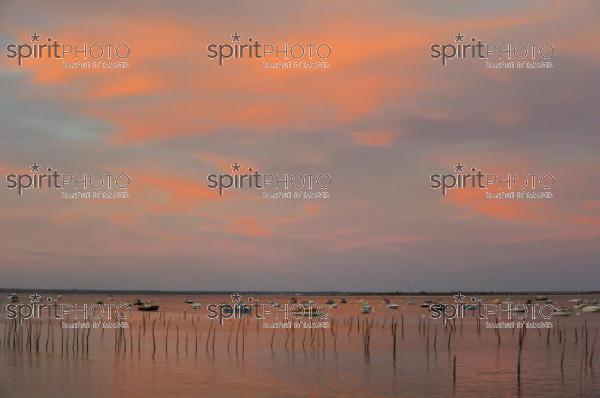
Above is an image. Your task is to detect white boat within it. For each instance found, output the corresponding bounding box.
[535,295,548,301]
[184,298,194,304]
[387,303,399,310]
[553,306,570,316]
[190,303,201,310]
[361,305,372,314]
[581,305,600,313]
[553,310,570,316]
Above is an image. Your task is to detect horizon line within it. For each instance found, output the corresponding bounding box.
[1,288,598,296]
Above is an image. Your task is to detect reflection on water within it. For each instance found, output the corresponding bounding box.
[1,294,599,397]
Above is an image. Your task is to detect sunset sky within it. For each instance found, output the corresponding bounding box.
[0,1,598,291]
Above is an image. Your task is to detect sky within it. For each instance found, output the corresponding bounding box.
[0,0,598,291]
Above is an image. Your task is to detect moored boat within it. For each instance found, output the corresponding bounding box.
[552,306,570,316]
[138,303,159,311]
[420,300,433,308]
[581,305,600,313]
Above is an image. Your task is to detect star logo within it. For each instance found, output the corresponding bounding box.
[30,33,40,42]
[454,33,465,42]
[30,163,41,172]
[232,162,241,172]
[454,163,464,172]
[231,293,242,303]
[231,33,241,42]
[453,293,465,303]
[30,293,42,303]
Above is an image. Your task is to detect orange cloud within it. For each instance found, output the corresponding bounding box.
[446,186,540,221]
[302,203,322,216]
[352,130,396,147]
[229,217,272,238]
[131,171,219,213]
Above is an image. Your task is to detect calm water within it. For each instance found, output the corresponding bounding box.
[1,294,599,397]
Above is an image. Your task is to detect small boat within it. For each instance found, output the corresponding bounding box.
[289,297,298,304]
[553,310,570,316]
[545,299,553,304]
[407,299,414,305]
[326,299,335,305]
[491,298,502,304]
[7,293,18,303]
[138,304,159,312]
[573,303,586,310]
[271,302,281,308]
[553,306,570,316]
[96,300,104,305]
[184,298,194,304]
[535,295,548,301]
[581,305,600,313]
[361,305,372,314]
[420,300,433,308]
[387,303,399,310]
[569,298,584,304]
[190,303,201,310]
[340,298,347,304]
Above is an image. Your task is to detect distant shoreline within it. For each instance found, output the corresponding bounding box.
[1,288,598,296]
